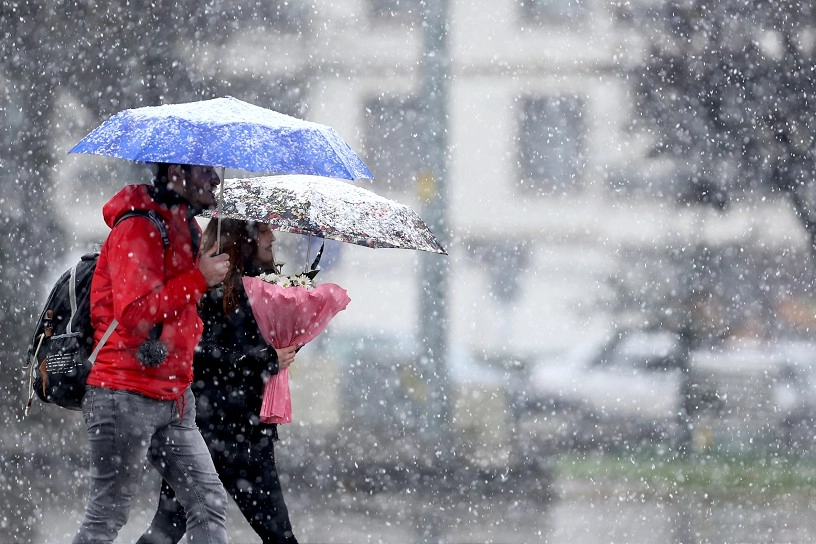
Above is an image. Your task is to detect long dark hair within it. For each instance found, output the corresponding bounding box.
[200,219,274,314]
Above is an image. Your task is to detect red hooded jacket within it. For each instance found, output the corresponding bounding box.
[87,184,209,400]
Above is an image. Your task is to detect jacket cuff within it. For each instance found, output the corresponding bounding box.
[186,269,209,301]
[245,345,279,375]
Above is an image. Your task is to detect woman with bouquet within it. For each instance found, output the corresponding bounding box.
[138,219,299,544]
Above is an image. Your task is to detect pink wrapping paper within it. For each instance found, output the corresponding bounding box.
[243,275,351,424]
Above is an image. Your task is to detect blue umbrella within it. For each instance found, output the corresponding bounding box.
[69,96,373,180]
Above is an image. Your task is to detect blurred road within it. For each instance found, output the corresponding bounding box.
[36,469,549,543]
[34,470,816,544]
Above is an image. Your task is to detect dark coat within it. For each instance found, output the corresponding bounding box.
[192,281,280,441]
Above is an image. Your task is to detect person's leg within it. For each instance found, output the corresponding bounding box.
[135,478,187,544]
[220,426,297,544]
[149,387,229,544]
[73,387,162,544]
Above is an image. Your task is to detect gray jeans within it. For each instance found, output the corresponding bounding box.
[73,386,228,544]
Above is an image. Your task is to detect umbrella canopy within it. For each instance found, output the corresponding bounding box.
[201,175,447,255]
[69,96,373,180]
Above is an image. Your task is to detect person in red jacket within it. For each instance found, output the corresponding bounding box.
[73,163,231,544]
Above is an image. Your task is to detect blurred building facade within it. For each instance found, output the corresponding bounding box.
[53,1,814,439]
[158,0,809,353]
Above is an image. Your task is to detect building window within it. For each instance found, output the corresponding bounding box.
[520,0,587,24]
[370,0,423,21]
[364,95,423,191]
[518,95,586,195]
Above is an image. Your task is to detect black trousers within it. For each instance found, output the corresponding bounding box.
[137,424,297,544]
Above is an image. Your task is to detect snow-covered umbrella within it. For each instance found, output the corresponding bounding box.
[68,96,373,180]
[200,174,447,255]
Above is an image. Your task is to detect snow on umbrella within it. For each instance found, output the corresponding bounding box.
[201,174,448,255]
[69,96,373,180]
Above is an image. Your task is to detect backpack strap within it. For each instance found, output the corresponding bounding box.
[89,319,118,363]
[117,210,170,249]
[67,262,79,335]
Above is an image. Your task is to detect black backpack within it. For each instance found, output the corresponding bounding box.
[24,210,169,413]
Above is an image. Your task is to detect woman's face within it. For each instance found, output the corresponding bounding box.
[254,223,276,267]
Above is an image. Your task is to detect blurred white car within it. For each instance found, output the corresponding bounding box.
[771,342,816,430]
[692,340,816,451]
[525,329,697,451]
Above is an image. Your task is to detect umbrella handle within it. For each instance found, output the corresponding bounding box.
[216,167,225,252]
[305,235,312,272]
[311,240,324,271]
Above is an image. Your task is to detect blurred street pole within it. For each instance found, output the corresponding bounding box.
[418,0,453,456]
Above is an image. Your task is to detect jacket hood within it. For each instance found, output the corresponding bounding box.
[102,183,193,228]
[102,184,158,228]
